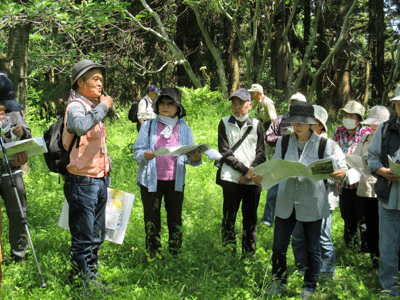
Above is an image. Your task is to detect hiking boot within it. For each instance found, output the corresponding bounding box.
[300,289,314,300]
[85,277,113,296]
[265,281,286,296]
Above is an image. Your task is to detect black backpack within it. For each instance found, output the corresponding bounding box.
[128,98,148,123]
[43,103,82,175]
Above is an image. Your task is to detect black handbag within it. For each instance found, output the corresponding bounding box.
[215,126,253,186]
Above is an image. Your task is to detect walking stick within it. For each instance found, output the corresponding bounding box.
[0,122,46,288]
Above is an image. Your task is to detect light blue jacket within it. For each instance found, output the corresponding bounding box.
[272,131,347,222]
[133,116,201,192]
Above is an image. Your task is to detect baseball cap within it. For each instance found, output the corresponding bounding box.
[147,85,161,94]
[229,88,251,102]
[248,84,263,94]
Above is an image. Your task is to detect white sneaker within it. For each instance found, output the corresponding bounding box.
[263,220,272,227]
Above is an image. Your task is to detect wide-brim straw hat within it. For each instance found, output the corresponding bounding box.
[361,105,390,125]
[283,102,316,124]
[339,100,365,120]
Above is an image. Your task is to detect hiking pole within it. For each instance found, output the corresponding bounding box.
[0,129,47,288]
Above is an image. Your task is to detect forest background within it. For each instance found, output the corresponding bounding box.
[0,0,399,299]
[0,0,399,118]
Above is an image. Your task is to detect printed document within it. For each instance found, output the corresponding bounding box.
[59,188,135,244]
[253,157,337,190]
[154,144,222,160]
[0,137,47,160]
[388,155,400,177]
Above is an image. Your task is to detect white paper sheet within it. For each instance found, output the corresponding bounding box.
[58,188,135,244]
[252,157,337,190]
[0,137,47,160]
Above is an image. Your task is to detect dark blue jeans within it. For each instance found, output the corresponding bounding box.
[261,184,278,225]
[64,174,108,275]
[272,210,322,291]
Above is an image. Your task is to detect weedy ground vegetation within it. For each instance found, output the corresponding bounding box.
[1,87,382,299]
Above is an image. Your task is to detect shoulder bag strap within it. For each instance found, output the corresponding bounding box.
[231,125,253,153]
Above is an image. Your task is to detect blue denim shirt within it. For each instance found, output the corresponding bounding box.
[133,116,201,192]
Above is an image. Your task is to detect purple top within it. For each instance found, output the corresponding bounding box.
[265,115,291,147]
[154,122,179,180]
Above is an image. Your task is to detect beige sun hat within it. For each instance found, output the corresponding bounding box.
[390,84,400,101]
[289,93,307,102]
[361,105,390,125]
[339,100,365,120]
[313,105,328,132]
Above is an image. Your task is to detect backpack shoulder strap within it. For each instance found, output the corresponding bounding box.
[318,137,328,160]
[281,134,290,159]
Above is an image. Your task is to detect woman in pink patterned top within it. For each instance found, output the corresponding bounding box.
[133,88,202,258]
[332,100,371,253]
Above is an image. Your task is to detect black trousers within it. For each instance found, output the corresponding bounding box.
[140,181,184,256]
[359,196,379,268]
[221,181,261,255]
[339,188,368,252]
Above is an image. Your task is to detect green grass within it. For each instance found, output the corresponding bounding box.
[1,89,383,299]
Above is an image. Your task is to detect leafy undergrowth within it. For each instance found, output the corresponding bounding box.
[1,88,382,299]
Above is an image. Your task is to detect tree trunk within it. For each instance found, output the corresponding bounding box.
[335,40,352,107]
[6,23,31,112]
[224,18,240,94]
[272,1,288,97]
[375,0,385,99]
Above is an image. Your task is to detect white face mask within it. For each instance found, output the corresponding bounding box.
[342,118,357,130]
[234,114,249,122]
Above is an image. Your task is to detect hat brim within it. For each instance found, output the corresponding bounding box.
[228,96,251,102]
[153,94,186,119]
[0,99,23,111]
[339,108,364,120]
[283,115,317,124]
[390,95,400,101]
[72,64,105,87]
[361,117,386,125]
[316,118,328,132]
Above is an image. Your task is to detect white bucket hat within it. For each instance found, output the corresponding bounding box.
[289,93,307,102]
[390,84,400,101]
[361,105,390,125]
[340,100,365,120]
[248,84,263,94]
[313,105,328,132]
